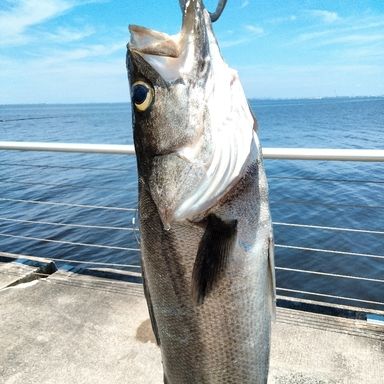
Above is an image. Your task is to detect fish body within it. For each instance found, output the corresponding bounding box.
[127,1,275,383]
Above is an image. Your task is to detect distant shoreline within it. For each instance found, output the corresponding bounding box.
[1,95,384,107]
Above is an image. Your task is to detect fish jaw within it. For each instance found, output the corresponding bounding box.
[127,0,255,229]
[129,0,209,83]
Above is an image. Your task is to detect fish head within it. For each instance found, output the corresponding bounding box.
[127,0,255,229]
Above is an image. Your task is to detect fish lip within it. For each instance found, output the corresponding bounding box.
[128,0,206,57]
[128,24,181,58]
[128,1,211,83]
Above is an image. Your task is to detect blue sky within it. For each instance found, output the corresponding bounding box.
[1,0,383,104]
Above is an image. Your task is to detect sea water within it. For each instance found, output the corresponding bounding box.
[0,97,383,310]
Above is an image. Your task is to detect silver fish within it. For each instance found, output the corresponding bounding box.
[126,1,275,383]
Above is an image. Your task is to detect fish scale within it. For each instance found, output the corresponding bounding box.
[127,0,275,382]
[139,160,273,383]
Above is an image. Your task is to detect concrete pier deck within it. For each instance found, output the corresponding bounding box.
[0,253,383,384]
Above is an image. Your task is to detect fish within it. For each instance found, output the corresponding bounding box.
[126,1,275,383]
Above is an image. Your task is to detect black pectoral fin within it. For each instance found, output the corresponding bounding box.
[192,214,238,305]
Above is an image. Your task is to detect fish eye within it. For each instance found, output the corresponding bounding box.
[132,81,154,112]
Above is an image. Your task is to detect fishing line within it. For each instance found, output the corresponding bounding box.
[271,199,384,210]
[0,217,138,232]
[275,244,384,260]
[0,162,132,172]
[277,288,384,307]
[0,197,137,211]
[0,233,140,252]
[276,266,384,284]
[268,176,384,185]
[0,179,137,192]
[0,254,141,269]
[273,222,384,235]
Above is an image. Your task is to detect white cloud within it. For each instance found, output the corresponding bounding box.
[221,37,251,48]
[221,25,264,48]
[0,0,101,46]
[308,10,340,24]
[45,26,96,43]
[29,41,125,66]
[317,34,384,46]
[267,15,297,25]
[245,25,264,36]
[0,41,129,104]
[240,1,250,9]
[292,14,384,48]
[295,30,332,44]
[0,0,127,103]
[0,0,74,45]
[343,43,384,59]
[0,58,129,104]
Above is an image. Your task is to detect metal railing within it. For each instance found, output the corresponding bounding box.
[1,141,384,161]
[1,141,384,316]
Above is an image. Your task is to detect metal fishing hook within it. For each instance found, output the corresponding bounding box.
[179,0,228,22]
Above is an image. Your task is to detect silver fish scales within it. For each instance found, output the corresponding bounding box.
[127,1,275,383]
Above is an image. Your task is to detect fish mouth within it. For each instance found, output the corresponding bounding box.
[128,0,210,82]
[129,25,181,58]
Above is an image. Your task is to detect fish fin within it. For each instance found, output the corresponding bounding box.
[192,214,238,305]
[268,236,277,321]
[142,265,161,346]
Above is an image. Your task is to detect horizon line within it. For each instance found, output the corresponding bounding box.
[1,95,384,106]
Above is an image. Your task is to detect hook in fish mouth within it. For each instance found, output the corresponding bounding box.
[129,0,204,56]
[178,0,228,22]
[128,0,211,83]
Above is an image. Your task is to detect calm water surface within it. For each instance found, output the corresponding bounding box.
[0,97,383,311]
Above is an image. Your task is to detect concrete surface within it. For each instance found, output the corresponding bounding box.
[0,253,56,290]
[0,255,383,384]
[0,261,36,289]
